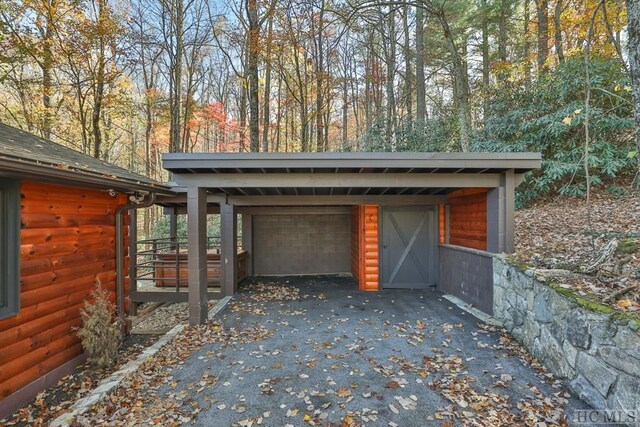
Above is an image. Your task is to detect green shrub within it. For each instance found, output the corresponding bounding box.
[77,284,123,368]
[472,54,635,207]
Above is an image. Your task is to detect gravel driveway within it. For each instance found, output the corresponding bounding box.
[155,275,592,427]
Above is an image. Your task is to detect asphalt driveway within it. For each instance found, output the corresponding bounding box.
[159,276,592,426]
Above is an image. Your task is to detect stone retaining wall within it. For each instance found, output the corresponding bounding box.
[493,256,639,414]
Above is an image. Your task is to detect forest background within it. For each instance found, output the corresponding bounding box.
[1,0,639,236]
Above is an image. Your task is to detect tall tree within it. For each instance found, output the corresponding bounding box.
[402,5,413,128]
[536,0,549,72]
[627,0,640,177]
[0,0,67,139]
[415,1,426,130]
[554,0,564,63]
[384,7,397,145]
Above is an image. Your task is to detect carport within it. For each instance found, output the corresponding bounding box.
[157,152,541,325]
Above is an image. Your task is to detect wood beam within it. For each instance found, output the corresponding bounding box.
[242,214,253,276]
[172,173,502,188]
[220,202,237,297]
[503,169,515,254]
[161,194,448,209]
[187,187,208,325]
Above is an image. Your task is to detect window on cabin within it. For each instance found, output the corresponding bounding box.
[0,179,20,319]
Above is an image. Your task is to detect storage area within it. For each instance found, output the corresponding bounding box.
[252,214,351,275]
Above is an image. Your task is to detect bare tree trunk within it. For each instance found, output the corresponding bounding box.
[275,56,283,152]
[415,2,426,131]
[247,0,260,152]
[385,8,397,147]
[364,34,372,130]
[168,0,184,153]
[436,10,471,150]
[239,80,247,151]
[524,0,531,83]
[342,77,348,147]
[627,0,640,179]
[481,0,490,124]
[498,0,508,62]
[315,0,326,151]
[536,0,549,73]
[261,15,273,152]
[92,0,107,159]
[554,0,564,63]
[41,1,55,140]
[403,5,413,129]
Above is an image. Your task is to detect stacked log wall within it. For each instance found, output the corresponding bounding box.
[0,181,128,399]
[446,189,488,251]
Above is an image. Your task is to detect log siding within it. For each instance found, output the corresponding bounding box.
[351,205,379,291]
[447,189,488,251]
[0,181,128,400]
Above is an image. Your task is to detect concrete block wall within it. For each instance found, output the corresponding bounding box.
[252,214,351,275]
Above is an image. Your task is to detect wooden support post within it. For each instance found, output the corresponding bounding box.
[169,207,178,246]
[242,214,253,276]
[128,209,138,316]
[221,202,237,296]
[503,169,515,254]
[187,187,208,325]
[486,169,515,254]
[486,187,503,253]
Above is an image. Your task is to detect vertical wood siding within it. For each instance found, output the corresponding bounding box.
[439,205,446,244]
[0,181,128,399]
[447,189,488,250]
[351,205,379,291]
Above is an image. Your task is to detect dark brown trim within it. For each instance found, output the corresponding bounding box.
[157,194,448,207]
[0,158,173,195]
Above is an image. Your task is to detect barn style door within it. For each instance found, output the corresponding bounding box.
[381,206,437,289]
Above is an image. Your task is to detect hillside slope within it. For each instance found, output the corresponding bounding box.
[513,186,640,312]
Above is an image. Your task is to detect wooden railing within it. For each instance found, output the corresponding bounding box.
[132,237,247,293]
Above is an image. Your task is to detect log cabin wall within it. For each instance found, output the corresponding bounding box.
[0,181,129,401]
[446,189,488,251]
[351,205,379,291]
[439,205,446,244]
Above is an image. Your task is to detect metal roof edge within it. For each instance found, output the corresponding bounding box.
[0,156,174,195]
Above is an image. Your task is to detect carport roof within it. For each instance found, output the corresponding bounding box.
[160,152,541,203]
[163,152,541,174]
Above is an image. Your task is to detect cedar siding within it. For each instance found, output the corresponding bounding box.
[0,181,128,399]
[351,205,379,291]
[447,189,488,251]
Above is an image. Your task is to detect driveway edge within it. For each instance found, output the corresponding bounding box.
[442,294,502,327]
[50,297,231,427]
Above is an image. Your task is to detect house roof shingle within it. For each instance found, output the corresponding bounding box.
[0,123,171,194]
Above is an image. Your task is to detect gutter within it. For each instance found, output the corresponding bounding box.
[0,157,172,195]
[115,192,156,326]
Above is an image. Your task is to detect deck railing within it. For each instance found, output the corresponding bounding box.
[129,236,247,303]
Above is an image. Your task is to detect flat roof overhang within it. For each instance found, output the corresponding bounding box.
[159,152,541,205]
[163,152,541,174]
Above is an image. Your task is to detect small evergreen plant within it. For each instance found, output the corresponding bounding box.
[77,284,123,368]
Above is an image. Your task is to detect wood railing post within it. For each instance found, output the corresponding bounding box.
[220,202,237,297]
